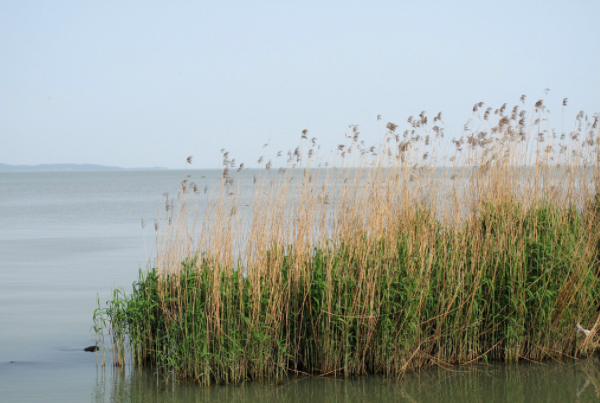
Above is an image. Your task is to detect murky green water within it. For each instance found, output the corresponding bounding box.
[1,170,599,402]
[3,355,600,402]
[93,357,600,402]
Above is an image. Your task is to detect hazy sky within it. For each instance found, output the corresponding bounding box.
[1,1,599,169]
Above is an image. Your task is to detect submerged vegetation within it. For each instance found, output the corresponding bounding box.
[94,95,600,385]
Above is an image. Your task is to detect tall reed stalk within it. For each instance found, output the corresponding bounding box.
[95,97,600,385]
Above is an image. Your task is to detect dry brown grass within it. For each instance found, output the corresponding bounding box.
[96,96,600,384]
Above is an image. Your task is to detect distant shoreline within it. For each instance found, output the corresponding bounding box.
[0,163,168,172]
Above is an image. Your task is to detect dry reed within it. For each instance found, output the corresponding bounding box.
[95,96,600,385]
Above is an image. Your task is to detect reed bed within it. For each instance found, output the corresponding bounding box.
[94,96,600,385]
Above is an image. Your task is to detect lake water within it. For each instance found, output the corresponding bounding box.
[1,170,599,402]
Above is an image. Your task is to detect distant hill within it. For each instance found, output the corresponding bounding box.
[0,163,168,172]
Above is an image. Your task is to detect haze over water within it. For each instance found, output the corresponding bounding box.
[1,170,600,402]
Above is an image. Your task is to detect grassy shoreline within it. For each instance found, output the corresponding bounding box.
[94,98,600,384]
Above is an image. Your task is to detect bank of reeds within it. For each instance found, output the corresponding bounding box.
[94,96,600,384]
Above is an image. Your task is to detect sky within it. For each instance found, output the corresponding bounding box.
[1,1,599,169]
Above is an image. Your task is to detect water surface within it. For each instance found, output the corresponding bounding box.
[1,170,598,402]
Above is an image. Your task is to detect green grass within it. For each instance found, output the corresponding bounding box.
[94,97,600,384]
[94,201,600,384]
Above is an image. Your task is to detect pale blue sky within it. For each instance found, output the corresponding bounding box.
[1,1,598,168]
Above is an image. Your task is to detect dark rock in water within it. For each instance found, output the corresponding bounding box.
[9,361,16,363]
[84,346,99,352]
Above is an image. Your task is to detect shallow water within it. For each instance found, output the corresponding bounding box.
[1,170,599,402]
[92,359,600,403]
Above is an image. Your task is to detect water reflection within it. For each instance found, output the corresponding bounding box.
[91,356,600,402]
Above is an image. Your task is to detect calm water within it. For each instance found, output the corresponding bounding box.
[1,170,599,402]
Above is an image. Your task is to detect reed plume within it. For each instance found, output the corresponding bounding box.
[95,96,600,386]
